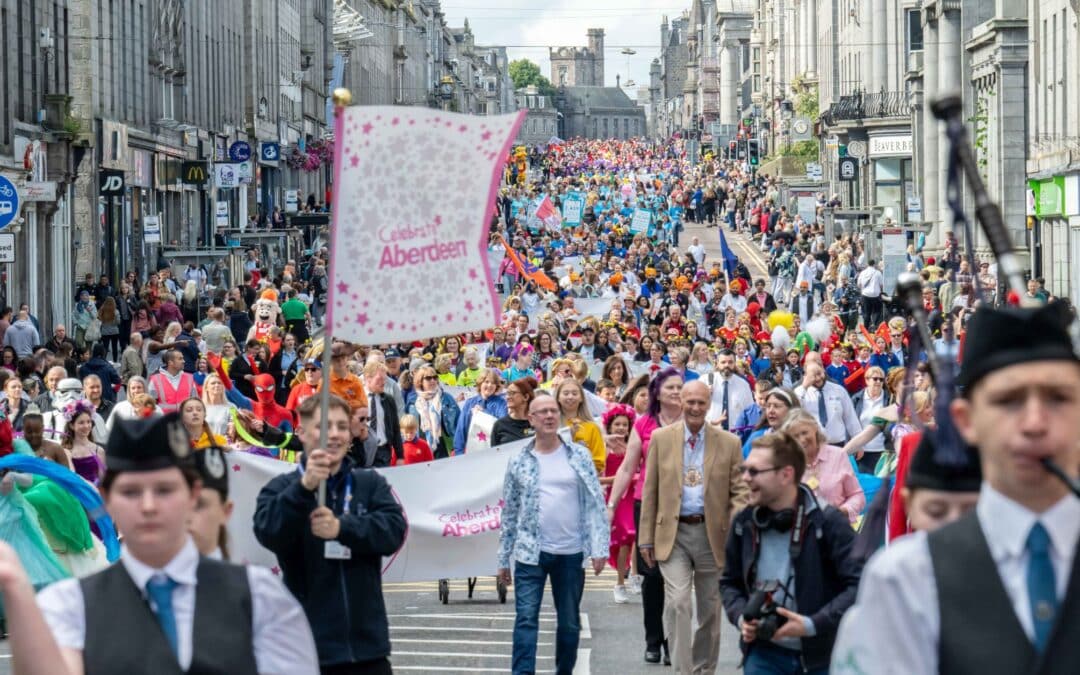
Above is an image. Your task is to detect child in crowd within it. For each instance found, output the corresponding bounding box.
[394,414,434,466]
[600,404,639,603]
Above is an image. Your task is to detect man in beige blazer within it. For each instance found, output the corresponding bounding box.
[639,379,750,675]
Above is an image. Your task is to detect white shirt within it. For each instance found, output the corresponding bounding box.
[706,372,754,428]
[36,538,320,674]
[688,243,706,265]
[857,266,884,297]
[105,400,164,434]
[831,485,1080,674]
[718,293,748,314]
[204,402,234,437]
[680,425,706,516]
[795,381,862,444]
[796,260,817,288]
[856,390,886,452]
[535,446,583,555]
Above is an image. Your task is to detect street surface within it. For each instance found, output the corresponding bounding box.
[378,220,762,675]
[0,222,763,675]
[382,570,744,674]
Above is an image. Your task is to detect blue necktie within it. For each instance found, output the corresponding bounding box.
[1026,522,1058,652]
[817,388,829,428]
[146,575,180,657]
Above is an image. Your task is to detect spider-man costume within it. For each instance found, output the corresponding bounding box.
[209,354,294,432]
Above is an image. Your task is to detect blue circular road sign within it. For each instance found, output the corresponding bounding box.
[0,176,20,231]
[229,141,252,163]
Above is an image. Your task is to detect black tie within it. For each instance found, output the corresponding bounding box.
[721,379,729,430]
[817,388,829,428]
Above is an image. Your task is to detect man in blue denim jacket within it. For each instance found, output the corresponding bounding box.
[497,392,610,675]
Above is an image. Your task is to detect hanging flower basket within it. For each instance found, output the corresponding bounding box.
[285,139,335,172]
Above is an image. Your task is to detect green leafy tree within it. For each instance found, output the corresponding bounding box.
[509,59,556,98]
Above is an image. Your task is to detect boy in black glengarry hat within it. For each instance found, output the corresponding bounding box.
[36,414,319,674]
[832,301,1080,675]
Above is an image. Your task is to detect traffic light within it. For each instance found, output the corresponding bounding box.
[747,138,760,166]
[728,140,737,159]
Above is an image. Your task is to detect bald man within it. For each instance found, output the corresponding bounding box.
[639,380,750,673]
[795,361,861,445]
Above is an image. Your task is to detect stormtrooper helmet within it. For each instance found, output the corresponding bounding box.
[53,378,86,411]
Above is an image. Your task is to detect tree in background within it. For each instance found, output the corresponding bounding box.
[509,59,557,98]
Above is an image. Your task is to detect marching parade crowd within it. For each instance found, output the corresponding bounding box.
[0,134,1076,675]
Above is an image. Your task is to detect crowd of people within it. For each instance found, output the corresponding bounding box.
[0,133,1075,675]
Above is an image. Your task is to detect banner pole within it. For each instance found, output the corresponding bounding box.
[318,87,353,508]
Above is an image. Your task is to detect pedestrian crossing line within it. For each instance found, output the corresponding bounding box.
[386,578,626,587]
[393,638,552,647]
[394,651,552,659]
[580,613,591,639]
[389,613,554,621]
[393,668,555,673]
[576,648,591,675]
[392,626,555,634]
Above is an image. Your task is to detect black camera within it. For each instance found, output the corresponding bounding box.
[742,580,783,642]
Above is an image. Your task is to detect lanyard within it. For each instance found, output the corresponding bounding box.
[297,464,353,513]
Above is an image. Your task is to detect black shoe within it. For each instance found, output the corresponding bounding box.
[644,649,661,664]
[663,644,671,666]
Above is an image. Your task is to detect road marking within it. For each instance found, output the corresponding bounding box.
[393,638,552,646]
[576,648,591,675]
[391,626,554,634]
[394,651,551,659]
[393,668,553,673]
[393,665,548,669]
[580,613,591,639]
[390,613,554,621]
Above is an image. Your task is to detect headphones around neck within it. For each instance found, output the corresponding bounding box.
[751,505,796,533]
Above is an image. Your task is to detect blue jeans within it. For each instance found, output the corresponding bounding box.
[744,642,827,675]
[512,551,585,675]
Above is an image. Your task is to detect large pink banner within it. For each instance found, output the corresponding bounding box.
[327,106,525,343]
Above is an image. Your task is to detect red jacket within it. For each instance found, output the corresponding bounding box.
[393,438,434,466]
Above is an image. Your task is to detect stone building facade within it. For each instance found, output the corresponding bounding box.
[549,28,605,87]
[555,86,647,140]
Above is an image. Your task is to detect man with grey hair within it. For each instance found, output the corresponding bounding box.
[119,332,144,384]
[201,307,232,354]
[34,366,69,411]
[366,350,405,412]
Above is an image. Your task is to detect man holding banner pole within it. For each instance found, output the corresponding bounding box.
[497,392,610,675]
[253,395,406,675]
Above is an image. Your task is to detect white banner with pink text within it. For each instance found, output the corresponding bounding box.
[227,439,529,582]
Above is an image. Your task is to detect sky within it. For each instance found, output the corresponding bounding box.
[439,1,689,99]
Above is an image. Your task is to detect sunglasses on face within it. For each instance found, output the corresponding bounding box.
[738,465,782,478]
[867,376,884,382]
[423,376,438,381]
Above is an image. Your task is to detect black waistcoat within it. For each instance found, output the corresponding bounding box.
[928,511,1080,675]
[81,557,258,675]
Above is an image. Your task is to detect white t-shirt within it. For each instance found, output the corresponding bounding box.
[535,446,583,555]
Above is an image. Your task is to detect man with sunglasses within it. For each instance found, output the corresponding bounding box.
[720,432,862,675]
